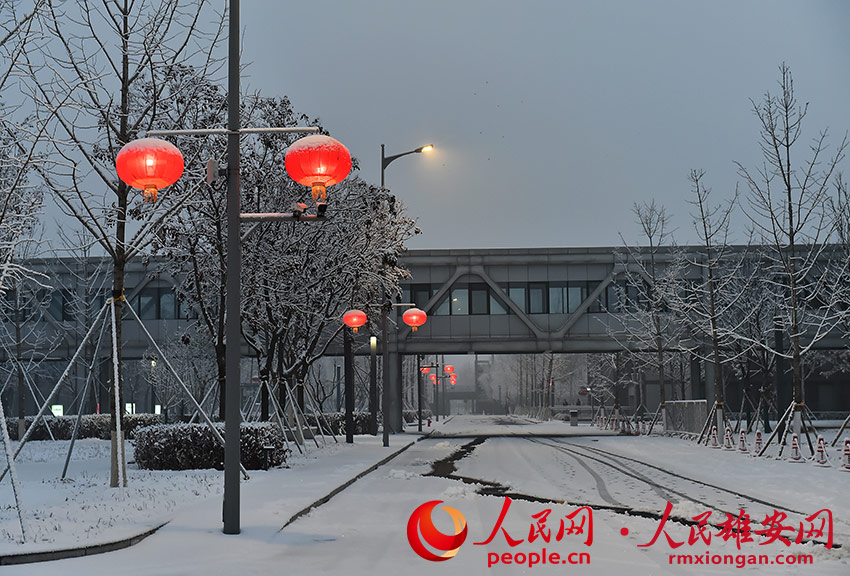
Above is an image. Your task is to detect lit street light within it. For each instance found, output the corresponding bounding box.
[378,143,433,438]
[380,143,434,187]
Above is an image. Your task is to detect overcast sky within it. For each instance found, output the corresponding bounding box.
[240,1,850,250]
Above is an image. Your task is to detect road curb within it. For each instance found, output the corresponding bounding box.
[0,522,167,566]
[279,435,426,531]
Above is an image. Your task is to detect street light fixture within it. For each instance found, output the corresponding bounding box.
[380,143,434,187]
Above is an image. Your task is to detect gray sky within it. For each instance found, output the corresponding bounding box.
[241,1,850,250]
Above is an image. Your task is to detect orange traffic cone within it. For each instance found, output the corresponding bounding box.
[787,434,804,463]
[842,439,850,472]
[723,427,735,450]
[710,425,720,448]
[753,430,763,456]
[738,429,749,453]
[813,436,830,467]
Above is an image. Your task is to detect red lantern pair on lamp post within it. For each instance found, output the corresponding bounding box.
[343,306,427,445]
[116,134,350,208]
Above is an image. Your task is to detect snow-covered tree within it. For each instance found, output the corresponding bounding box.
[613,200,685,428]
[736,64,848,445]
[671,169,753,435]
[19,0,225,486]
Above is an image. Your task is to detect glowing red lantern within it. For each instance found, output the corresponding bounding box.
[284,135,351,201]
[403,308,427,332]
[420,367,431,374]
[443,365,455,375]
[343,309,367,333]
[115,138,184,202]
[450,374,457,386]
[429,374,437,383]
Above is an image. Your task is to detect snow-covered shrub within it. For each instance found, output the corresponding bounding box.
[133,422,289,470]
[4,413,164,440]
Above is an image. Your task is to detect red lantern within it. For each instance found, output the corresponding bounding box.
[402,307,427,332]
[343,309,367,332]
[450,374,457,386]
[420,367,431,374]
[115,138,184,202]
[429,374,437,383]
[444,365,455,375]
[284,135,351,201]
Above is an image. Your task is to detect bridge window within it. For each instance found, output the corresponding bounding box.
[529,282,547,314]
[451,287,469,315]
[549,283,566,314]
[507,284,526,313]
[587,281,609,312]
[567,283,586,313]
[490,293,508,314]
[470,284,489,315]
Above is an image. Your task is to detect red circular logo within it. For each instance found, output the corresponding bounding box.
[407,500,468,561]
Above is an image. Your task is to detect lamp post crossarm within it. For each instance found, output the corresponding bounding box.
[146,127,319,137]
[381,149,419,171]
[239,213,326,222]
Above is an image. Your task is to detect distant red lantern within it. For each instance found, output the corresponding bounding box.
[343,309,367,332]
[443,365,455,375]
[115,138,184,202]
[402,308,427,332]
[429,374,437,383]
[284,135,351,201]
[420,367,431,374]
[450,374,457,386]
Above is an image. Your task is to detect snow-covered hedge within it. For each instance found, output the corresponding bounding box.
[133,422,289,470]
[4,414,163,441]
[300,410,433,435]
[304,412,371,435]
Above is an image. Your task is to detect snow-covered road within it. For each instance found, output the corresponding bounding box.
[2,415,848,575]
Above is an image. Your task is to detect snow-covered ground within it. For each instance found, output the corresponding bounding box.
[1,415,848,575]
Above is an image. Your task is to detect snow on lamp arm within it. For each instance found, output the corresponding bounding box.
[285,135,352,201]
[115,138,184,202]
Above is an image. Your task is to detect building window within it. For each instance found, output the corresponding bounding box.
[490,293,508,315]
[160,291,177,320]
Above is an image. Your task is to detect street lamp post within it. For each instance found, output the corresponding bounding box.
[379,142,432,436]
[369,335,378,436]
[126,0,349,534]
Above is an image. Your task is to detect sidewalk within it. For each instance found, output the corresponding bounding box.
[0,432,424,568]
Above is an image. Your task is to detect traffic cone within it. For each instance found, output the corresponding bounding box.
[738,429,749,453]
[813,436,830,467]
[723,427,735,450]
[710,426,720,448]
[427,417,432,427]
[753,431,763,456]
[842,439,850,472]
[787,434,804,462]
